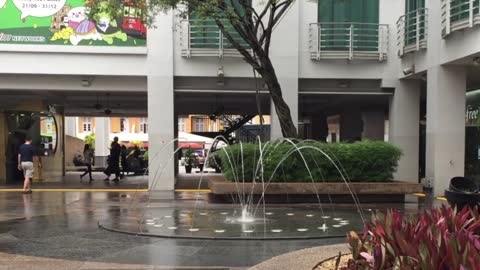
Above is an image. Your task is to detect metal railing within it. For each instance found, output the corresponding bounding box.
[397,8,428,57]
[308,22,389,61]
[442,0,480,37]
[180,19,250,58]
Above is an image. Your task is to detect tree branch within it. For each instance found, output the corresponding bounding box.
[253,1,271,36]
[215,19,260,70]
[272,0,293,26]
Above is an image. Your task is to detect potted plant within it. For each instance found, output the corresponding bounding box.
[183,148,196,174]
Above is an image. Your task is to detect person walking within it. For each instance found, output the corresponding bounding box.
[120,145,128,178]
[80,144,94,183]
[17,137,41,194]
[104,137,121,182]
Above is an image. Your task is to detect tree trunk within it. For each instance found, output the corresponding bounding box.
[257,56,298,138]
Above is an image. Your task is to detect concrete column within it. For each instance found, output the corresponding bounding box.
[389,80,420,182]
[362,111,385,141]
[426,66,466,196]
[64,117,76,137]
[94,117,110,167]
[270,1,299,139]
[311,114,328,142]
[174,113,179,176]
[340,109,363,142]
[0,113,6,183]
[147,11,175,190]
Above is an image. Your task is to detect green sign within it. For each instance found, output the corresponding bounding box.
[0,0,147,46]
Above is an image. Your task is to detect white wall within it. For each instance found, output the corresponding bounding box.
[0,48,148,76]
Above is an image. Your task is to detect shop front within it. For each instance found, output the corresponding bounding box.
[1,110,63,184]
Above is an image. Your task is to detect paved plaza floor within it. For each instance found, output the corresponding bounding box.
[0,172,216,190]
[0,190,354,269]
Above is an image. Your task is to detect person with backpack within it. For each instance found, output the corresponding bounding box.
[80,144,94,183]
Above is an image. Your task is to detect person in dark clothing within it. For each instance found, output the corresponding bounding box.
[17,137,41,194]
[104,137,121,182]
[131,145,141,159]
[80,144,94,182]
[120,145,128,178]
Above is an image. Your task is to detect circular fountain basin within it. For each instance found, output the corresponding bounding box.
[99,206,365,239]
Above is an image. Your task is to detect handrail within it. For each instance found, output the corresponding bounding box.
[441,0,480,37]
[180,18,250,58]
[308,22,388,61]
[396,8,428,57]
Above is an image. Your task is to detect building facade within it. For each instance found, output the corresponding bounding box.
[0,0,478,195]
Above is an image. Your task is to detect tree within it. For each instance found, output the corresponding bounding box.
[148,0,298,138]
[85,134,95,150]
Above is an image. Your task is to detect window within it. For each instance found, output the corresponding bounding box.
[83,117,92,132]
[194,118,205,132]
[120,118,129,133]
[405,0,425,46]
[318,0,379,51]
[140,118,148,133]
[189,1,250,49]
[178,117,186,132]
[450,0,479,23]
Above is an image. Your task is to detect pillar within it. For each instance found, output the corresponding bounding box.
[426,66,466,196]
[362,111,385,141]
[94,117,110,168]
[64,117,77,137]
[389,80,420,182]
[340,109,363,142]
[0,113,6,183]
[270,1,299,139]
[147,11,175,190]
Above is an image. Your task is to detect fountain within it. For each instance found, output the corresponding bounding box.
[99,137,372,239]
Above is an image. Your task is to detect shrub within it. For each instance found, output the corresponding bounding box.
[217,140,402,182]
[343,206,480,270]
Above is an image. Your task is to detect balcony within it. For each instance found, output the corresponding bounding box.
[442,0,480,37]
[308,22,389,61]
[397,8,428,57]
[180,19,250,58]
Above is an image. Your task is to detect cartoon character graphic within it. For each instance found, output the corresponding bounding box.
[66,7,102,45]
[91,2,127,45]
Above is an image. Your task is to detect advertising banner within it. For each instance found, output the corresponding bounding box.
[0,0,147,46]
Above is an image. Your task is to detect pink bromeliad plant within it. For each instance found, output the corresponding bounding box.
[342,206,480,270]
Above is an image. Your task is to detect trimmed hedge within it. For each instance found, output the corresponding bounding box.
[217,141,402,183]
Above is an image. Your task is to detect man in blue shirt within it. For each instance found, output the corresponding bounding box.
[17,137,41,194]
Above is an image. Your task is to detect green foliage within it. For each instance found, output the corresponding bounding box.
[130,139,143,148]
[217,140,402,182]
[84,134,95,150]
[342,206,480,270]
[87,0,147,23]
[184,148,196,166]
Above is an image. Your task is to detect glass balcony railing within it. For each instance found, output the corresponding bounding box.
[308,22,389,61]
[442,0,480,37]
[397,8,428,57]
[180,19,250,58]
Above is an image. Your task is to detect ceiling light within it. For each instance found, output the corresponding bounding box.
[338,80,350,88]
[403,65,415,76]
[81,79,92,87]
[217,66,225,86]
[473,57,480,66]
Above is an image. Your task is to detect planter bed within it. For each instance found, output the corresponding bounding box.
[208,176,423,203]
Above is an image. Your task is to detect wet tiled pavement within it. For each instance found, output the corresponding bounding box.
[0,172,149,190]
[0,190,350,269]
